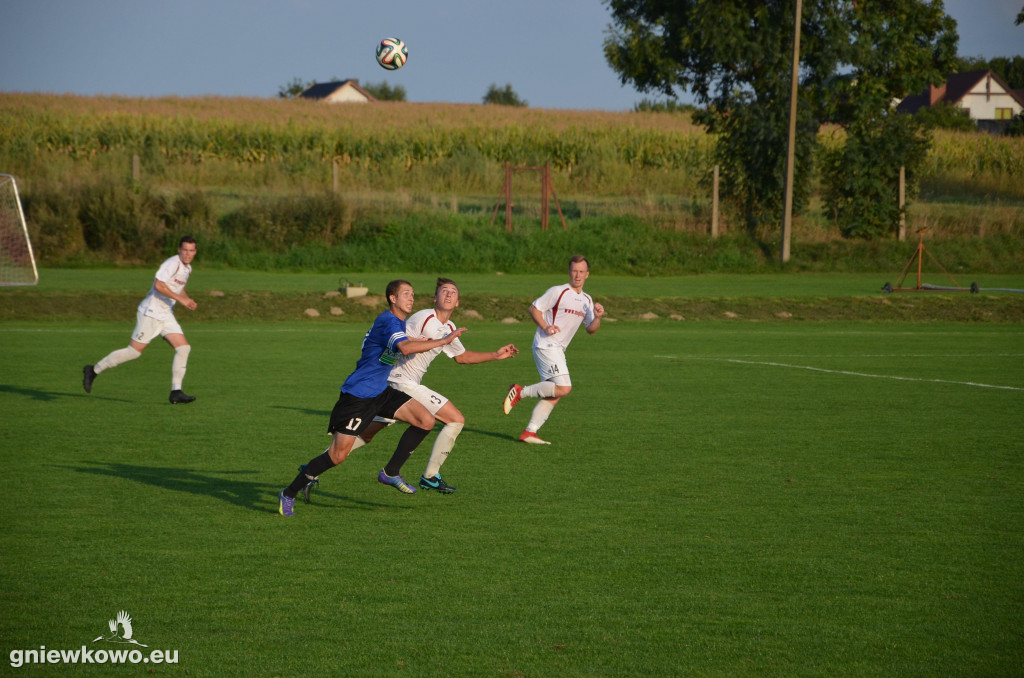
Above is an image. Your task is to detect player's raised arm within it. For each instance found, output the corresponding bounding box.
[454,343,519,365]
[398,327,467,355]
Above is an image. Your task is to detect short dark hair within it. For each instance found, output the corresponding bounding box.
[434,277,459,297]
[569,254,589,270]
[179,235,197,247]
[385,279,412,307]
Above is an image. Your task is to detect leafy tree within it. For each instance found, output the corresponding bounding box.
[981,56,1024,90]
[278,77,315,99]
[912,102,976,131]
[633,98,695,114]
[604,0,957,240]
[1006,111,1024,137]
[825,2,959,238]
[483,84,527,107]
[362,81,407,101]
[821,112,929,238]
[954,55,1024,89]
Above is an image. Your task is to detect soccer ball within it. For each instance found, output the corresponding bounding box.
[376,37,408,71]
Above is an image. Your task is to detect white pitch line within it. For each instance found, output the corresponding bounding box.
[655,355,1024,391]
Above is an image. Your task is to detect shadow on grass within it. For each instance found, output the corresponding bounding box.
[58,462,396,514]
[464,426,520,443]
[271,405,331,418]
[0,384,131,403]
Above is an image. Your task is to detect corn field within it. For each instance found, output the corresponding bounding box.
[0,92,1021,264]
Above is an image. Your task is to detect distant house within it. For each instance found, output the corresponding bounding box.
[898,70,1024,133]
[299,80,377,104]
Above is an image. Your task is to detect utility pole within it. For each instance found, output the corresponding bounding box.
[781,0,802,263]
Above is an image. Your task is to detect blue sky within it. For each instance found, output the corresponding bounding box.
[1,0,1020,111]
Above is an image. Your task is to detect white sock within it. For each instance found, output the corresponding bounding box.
[523,381,557,399]
[425,422,463,478]
[525,399,556,433]
[171,345,191,391]
[94,346,142,374]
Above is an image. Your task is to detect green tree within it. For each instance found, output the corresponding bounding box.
[483,84,527,107]
[632,98,695,114]
[982,56,1024,90]
[362,81,407,101]
[278,77,315,99]
[954,55,1024,89]
[604,0,957,240]
[1006,111,1024,137]
[912,102,976,131]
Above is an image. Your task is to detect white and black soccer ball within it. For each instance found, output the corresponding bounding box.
[376,37,408,71]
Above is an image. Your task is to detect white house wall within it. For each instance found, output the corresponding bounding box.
[324,86,370,103]
[956,76,1022,119]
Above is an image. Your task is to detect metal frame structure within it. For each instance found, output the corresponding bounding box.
[882,228,976,294]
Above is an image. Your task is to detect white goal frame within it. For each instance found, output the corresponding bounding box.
[0,174,39,286]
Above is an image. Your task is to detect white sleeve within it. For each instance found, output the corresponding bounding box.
[154,257,180,284]
[531,286,560,314]
[443,336,466,359]
[583,294,596,325]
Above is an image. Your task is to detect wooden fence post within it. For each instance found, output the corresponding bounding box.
[711,164,720,239]
[541,163,550,230]
[504,161,512,233]
[898,165,906,241]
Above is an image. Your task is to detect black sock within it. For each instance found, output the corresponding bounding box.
[284,451,336,497]
[383,426,431,477]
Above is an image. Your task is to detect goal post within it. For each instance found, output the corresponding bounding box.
[0,174,38,286]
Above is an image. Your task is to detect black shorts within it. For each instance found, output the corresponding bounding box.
[328,387,412,436]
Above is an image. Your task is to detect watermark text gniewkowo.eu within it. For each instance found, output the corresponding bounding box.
[9,610,178,668]
[10,646,179,667]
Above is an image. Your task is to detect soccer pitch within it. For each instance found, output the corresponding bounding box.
[1,319,1022,676]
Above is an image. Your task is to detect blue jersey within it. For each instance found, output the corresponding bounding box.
[340,310,408,398]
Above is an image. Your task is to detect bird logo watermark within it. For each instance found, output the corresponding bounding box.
[92,611,148,647]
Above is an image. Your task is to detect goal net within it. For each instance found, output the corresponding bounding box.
[0,174,38,286]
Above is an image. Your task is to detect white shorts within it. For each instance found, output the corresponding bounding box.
[533,346,572,387]
[387,381,450,416]
[131,310,183,345]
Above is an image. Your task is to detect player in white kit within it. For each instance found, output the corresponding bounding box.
[331,278,519,493]
[503,255,604,444]
[82,236,199,404]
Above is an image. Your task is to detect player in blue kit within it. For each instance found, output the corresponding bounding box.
[278,279,466,517]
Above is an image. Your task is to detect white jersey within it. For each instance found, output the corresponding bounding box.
[531,283,596,351]
[387,308,466,387]
[137,254,191,321]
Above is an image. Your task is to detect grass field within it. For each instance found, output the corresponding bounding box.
[2,277,1023,676]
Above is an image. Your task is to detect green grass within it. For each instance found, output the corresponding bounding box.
[22,268,1024,297]
[5,270,1024,325]
[1,313,1022,676]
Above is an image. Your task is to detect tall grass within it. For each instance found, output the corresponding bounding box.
[1,93,1022,266]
